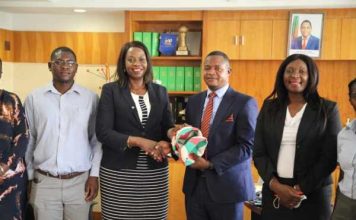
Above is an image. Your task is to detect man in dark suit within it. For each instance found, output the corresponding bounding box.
[183,51,258,220]
[291,20,320,50]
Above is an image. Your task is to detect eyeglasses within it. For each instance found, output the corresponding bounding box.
[52,60,77,67]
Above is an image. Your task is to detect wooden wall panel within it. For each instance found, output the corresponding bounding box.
[240,20,273,59]
[321,18,341,60]
[230,61,280,108]
[340,18,356,60]
[12,31,125,64]
[272,20,288,59]
[0,28,14,61]
[317,60,356,124]
[168,160,186,220]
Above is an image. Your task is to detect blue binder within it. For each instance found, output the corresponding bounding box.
[159,33,178,56]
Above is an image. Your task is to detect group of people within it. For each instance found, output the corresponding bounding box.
[0,41,354,220]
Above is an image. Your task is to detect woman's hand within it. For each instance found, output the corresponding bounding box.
[270,178,303,209]
[130,136,165,162]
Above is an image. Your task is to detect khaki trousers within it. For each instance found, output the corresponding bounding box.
[30,171,90,220]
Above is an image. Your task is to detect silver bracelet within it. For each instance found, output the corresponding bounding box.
[273,195,280,209]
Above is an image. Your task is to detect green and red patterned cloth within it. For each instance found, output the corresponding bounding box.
[171,126,207,166]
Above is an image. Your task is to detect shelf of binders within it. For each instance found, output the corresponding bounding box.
[152,66,202,93]
[168,91,198,95]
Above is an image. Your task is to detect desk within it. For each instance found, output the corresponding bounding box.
[244,201,262,220]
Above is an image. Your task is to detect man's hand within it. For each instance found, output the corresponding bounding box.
[167,123,190,139]
[189,154,211,170]
[155,141,172,158]
[85,176,98,202]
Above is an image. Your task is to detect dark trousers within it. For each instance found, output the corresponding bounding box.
[185,176,243,220]
[261,178,332,220]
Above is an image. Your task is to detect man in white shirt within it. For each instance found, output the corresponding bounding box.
[332,78,356,220]
[25,46,102,220]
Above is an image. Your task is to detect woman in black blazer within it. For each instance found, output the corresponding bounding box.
[96,41,174,220]
[253,54,342,220]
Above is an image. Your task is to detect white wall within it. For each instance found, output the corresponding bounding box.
[12,62,117,100]
[10,12,124,32]
[0,61,14,92]
[0,11,124,32]
[0,11,13,29]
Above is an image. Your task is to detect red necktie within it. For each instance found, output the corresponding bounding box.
[201,92,216,138]
[302,38,307,49]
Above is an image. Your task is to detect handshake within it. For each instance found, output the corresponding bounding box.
[132,124,207,165]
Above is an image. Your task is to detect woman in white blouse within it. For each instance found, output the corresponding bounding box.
[253,54,342,220]
[332,78,356,220]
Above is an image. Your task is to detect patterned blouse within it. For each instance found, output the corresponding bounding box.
[0,90,29,220]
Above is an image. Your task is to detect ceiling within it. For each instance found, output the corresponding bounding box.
[1,0,356,14]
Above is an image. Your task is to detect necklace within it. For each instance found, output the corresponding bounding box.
[130,86,147,95]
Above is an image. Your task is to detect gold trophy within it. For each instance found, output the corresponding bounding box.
[176,25,189,56]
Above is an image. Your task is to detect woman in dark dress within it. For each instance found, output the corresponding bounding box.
[253,54,342,220]
[0,58,29,220]
[96,41,174,220]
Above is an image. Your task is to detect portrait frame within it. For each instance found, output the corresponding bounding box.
[287,12,324,58]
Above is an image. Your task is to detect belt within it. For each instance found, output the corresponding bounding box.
[36,169,84,179]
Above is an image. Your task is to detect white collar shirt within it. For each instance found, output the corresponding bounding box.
[24,83,102,180]
[338,119,356,199]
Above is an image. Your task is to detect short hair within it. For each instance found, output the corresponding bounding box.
[205,50,230,68]
[301,20,312,28]
[50,46,77,61]
[348,78,356,97]
[116,41,153,87]
[267,53,320,104]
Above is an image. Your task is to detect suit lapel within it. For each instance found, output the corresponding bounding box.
[121,86,142,128]
[296,103,317,145]
[145,83,158,130]
[192,92,206,129]
[273,104,287,155]
[209,88,235,135]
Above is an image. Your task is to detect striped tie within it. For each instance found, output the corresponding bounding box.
[201,92,216,138]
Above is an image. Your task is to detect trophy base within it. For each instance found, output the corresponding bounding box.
[176,50,189,56]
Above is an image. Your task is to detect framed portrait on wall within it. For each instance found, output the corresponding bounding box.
[287,12,324,58]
